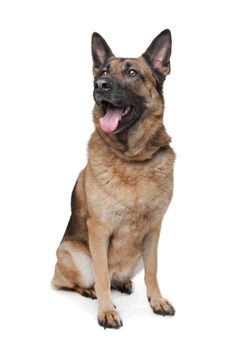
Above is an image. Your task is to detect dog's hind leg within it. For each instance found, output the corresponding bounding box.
[52,240,96,299]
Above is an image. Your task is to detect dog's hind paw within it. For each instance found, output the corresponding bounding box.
[111,280,134,295]
[74,286,97,299]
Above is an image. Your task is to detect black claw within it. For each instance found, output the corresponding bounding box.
[160,305,166,316]
[98,316,123,329]
[113,315,123,328]
[170,308,175,316]
[153,307,165,316]
[153,306,175,317]
[98,318,105,328]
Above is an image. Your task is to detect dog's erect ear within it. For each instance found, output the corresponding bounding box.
[92,32,114,69]
[143,29,172,77]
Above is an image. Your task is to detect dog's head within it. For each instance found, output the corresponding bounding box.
[92,30,172,134]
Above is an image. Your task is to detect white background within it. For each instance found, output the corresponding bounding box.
[0,0,233,349]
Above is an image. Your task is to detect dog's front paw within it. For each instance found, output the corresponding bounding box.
[149,297,175,316]
[98,309,123,329]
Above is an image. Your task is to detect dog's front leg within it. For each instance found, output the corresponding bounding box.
[88,219,123,329]
[143,223,175,316]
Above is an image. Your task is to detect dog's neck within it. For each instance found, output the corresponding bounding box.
[95,114,172,162]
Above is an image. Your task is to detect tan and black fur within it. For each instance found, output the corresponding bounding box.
[52,29,176,328]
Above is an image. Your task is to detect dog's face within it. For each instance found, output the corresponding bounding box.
[92,30,172,134]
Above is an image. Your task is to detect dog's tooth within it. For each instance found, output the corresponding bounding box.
[125,106,131,115]
[122,106,127,117]
[122,106,132,117]
[121,106,133,118]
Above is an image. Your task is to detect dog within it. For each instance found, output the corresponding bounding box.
[52,29,175,329]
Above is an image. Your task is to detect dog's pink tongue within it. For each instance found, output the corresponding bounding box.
[99,106,122,133]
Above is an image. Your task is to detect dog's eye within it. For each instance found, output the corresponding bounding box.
[102,70,108,76]
[128,69,137,77]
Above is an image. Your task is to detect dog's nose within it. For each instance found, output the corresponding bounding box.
[94,78,111,92]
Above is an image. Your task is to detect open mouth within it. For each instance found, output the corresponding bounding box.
[99,101,134,133]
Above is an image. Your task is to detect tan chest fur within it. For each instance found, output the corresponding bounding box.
[85,133,175,236]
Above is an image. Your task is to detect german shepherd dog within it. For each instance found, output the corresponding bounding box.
[52,29,175,329]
